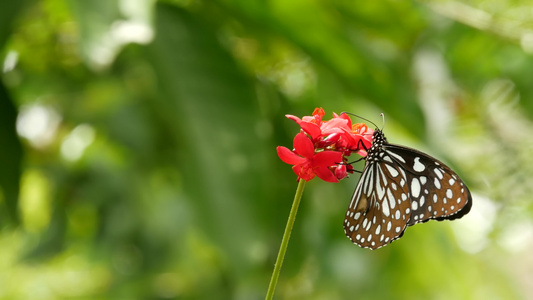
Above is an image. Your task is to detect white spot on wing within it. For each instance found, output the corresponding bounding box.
[385,164,399,177]
[446,189,453,199]
[363,168,374,194]
[382,196,390,217]
[434,177,441,189]
[378,166,388,186]
[387,150,406,163]
[413,157,425,172]
[412,201,418,210]
[434,168,444,180]
[399,178,405,188]
[376,182,386,200]
[411,178,421,198]
[387,189,396,209]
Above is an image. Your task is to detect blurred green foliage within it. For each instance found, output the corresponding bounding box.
[1,0,533,299]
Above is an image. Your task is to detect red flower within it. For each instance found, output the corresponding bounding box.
[278,108,375,182]
[286,107,349,144]
[277,132,343,182]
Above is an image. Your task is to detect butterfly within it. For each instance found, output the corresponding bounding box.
[343,118,472,250]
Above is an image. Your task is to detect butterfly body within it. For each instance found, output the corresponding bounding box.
[344,129,472,250]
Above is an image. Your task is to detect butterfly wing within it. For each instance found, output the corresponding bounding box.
[344,139,472,250]
[383,144,472,226]
[344,158,412,249]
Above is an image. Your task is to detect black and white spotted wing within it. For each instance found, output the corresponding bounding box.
[343,129,472,250]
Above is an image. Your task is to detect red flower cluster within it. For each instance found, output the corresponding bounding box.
[277,108,374,182]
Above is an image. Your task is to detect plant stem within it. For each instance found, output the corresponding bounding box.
[265,179,306,300]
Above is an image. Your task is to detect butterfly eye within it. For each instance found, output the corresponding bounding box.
[344,130,472,250]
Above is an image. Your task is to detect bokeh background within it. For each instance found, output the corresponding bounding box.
[1,0,533,299]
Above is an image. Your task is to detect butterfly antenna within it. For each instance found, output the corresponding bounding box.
[341,112,380,129]
[380,113,385,132]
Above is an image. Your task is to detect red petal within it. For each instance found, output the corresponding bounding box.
[299,122,322,140]
[293,132,315,158]
[315,166,338,182]
[286,114,302,124]
[277,146,306,165]
[313,150,343,167]
[321,118,349,134]
[323,133,341,143]
[340,132,357,149]
[339,113,353,128]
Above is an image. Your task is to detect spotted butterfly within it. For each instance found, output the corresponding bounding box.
[344,126,472,250]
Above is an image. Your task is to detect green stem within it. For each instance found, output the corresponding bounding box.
[266,179,306,300]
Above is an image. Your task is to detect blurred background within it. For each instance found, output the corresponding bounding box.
[1,0,533,299]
